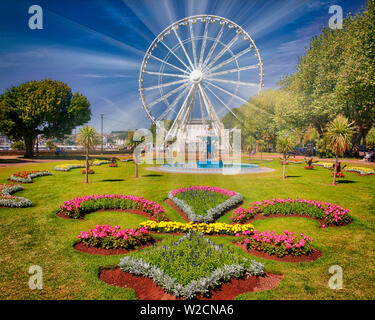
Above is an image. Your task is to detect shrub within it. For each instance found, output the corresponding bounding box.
[58,194,168,221]
[77,225,154,249]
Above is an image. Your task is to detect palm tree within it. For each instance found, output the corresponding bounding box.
[77,126,101,183]
[326,115,354,185]
[244,135,256,159]
[128,130,146,178]
[276,131,298,179]
[256,139,266,160]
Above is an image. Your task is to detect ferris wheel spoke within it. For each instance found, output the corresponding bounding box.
[189,22,198,67]
[207,64,259,77]
[198,87,207,121]
[144,71,188,78]
[205,46,252,74]
[143,79,188,91]
[201,24,225,69]
[203,33,240,71]
[160,40,192,72]
[149,54,189,75]
[198,22,209,67]
[148,82,188,108]
[203,84,241,121]
[180,86,198,132]
[205,81,248,104]
[205,77,259,87]
[198,83,221,135]
[156,85,191,121]
[166,85,195,140]
[173,28,195,69]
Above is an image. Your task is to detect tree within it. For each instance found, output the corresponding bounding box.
[76,126,100,183]
[127,130,147,178]
[11,141,25,151]
[221,89,294,152]
[280,0,375,153]
[326,115,354,185]
[367,127,375,148]
[46,140,57,150]
[256,139,266,160]
[276,131,299,179]
[244,135,256,158]
[0,79,91,157]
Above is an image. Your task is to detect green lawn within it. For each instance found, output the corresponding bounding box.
[0,158,374,299]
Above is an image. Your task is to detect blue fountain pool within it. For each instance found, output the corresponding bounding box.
[146,161,274,175]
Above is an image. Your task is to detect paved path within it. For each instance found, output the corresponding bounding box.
[0,156,66,167]
[244,154,375,166]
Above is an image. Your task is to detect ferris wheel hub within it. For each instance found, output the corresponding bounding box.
[189,69,203,84]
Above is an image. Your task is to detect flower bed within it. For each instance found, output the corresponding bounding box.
[58,194,168,221]
[54,164,85,171]
[313,162,374,176]
[332,172,345,178]
[280,159,302,164]
[92,159,111,166]
[81,169,95,174]
[0,184,32,207]
[168,186,243,223]
[344,166,374,176]
[9,170,52,183]
[109,163,118,167]
[118,232,264,299]
[231,198,352,227]
[312,161,334,169]
[77,225,154,249]
[139,220,254,236]
[304,165,314,170]
[237,230,314,257]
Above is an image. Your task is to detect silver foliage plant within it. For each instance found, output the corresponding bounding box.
[0,185,32,207]
[54,164,85,171]
[54,160,111,171]
[168,191,243,223]
[9,171,52,183]
[118,232,265,300]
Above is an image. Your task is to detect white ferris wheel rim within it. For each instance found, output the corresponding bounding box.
[139,14,264,137]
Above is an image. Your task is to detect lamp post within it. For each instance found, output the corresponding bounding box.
[100,114,104,154]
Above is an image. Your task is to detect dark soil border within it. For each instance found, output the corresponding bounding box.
[56,208,162,221]
[73,240,160,255]
[164,198,243,223]
[99,267,283,300]
[233,242,322,263]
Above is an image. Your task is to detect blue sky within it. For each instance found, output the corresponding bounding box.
[0,0,367,133]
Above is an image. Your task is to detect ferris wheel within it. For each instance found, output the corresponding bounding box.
[139,14,264,141]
